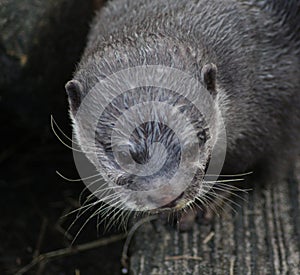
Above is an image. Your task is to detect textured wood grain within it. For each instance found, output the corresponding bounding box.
[130,162,300,274]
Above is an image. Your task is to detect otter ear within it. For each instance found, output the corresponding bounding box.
[65,80,82,113]
[201,63,217,94]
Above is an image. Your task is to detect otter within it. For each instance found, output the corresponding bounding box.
[65,0,300,225]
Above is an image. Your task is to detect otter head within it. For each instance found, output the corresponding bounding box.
[65,60,225,213]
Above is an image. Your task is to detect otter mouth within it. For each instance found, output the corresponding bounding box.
[159,192,185,209]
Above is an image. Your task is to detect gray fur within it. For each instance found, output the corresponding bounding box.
[67,0,300,210]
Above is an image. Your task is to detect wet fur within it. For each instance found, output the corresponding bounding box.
[67,0,300,212]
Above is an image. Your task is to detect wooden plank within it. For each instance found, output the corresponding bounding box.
[130,163,300,274]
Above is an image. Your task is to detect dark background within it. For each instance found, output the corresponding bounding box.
[0,0,124,274]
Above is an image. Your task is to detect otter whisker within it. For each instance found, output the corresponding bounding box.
[211,182,252,195]
[204,178,245,184]
[80,190,109,209]
[62,199,98,218]
[205,171,253,178]
[71,208,103,244]
[91,189,125,205]
[84,185,122,204]
[188,201,197,215]
[209,189,240,207]
[65,202,96,241]
[106,208,129,232]
[79,180,102,205]
[204,182,245,193]
[201,192,237,216]
[51,115,74,143]
[211,182,252,192]
[73,200,101,219]
[94,197,123,216]
[108,201,128,222]
[89,185,122,196]
[212,183,251,194]
[79,178,118,205]
[95,195,125,217]
[202,178,251,193]
[208,186,248,202]
[71,196,125,241]
[117,209,132,231]
[195,196,220,217]
[70,190,123,223]
[93,204,114,222]
[190,200,204,213]
[51,117,87,153]
[134,210,144,219]
[94,205,115,229]
[195,195,211,213]
[103,202,129,232]
[186,202,193,214]
[56,170,101,182]
[96,198,122,215]
[181,206,188,215]
[208,189,242,209]
[51,115,99,151]
[114,210,129,232]
[185,203,195,219]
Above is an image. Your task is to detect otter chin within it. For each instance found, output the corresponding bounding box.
[65,0,300,228]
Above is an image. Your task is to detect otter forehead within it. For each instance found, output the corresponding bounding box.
[95,86,210,150]
[74,35,212,98]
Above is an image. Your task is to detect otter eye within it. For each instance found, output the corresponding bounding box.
[119,151,130,159]
[114,148,132,166]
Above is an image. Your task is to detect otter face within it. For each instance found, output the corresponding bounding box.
[96,115,211,211]
[66,64,224,212]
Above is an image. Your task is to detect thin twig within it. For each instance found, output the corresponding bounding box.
[121,215,158,269]
[230,256,235,275]
[33,218,48,258]
[16,233,127,275]
[202,231,215,244]
[165,255,203,261]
